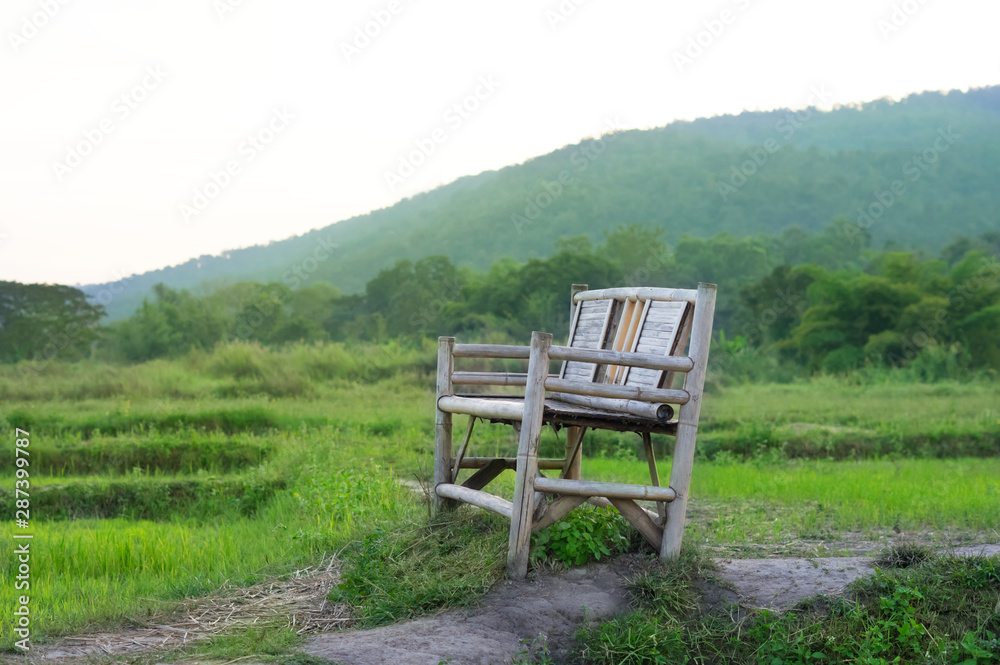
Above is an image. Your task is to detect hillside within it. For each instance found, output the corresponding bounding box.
[85,86,1000,320]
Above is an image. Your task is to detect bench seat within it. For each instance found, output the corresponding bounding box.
[439,394,678,435]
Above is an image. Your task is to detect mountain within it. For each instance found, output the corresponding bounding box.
[85,86,1000,320]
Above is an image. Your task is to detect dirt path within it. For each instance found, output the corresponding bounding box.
[303,544,1000,665]
[11,545,999,665]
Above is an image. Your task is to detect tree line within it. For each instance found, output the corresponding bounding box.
[3,223,998,377]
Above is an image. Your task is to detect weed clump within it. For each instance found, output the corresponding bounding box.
[331,510,507,626]
[875,541,934,568]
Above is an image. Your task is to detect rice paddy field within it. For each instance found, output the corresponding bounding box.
[1,348,998,651]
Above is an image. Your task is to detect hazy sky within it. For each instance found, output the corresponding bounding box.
[2,0,998,285]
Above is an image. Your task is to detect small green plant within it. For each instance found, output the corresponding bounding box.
[529,506,631,567]
[512,634,556,664]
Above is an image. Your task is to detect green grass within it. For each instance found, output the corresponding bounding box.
[0,352,998,655]
[575,552,1000,664]
[584,457,1000,540]
[331,509,508,626]
[0,431,273,475]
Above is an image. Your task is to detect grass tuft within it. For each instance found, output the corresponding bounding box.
[331,509,507,627]
[875,541,934,568]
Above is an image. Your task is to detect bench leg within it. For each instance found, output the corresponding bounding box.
[508,332,552,579]
[434,337,455,513]
[661,282,716,560]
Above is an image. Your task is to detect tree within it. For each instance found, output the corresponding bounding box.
[0,281,105,363]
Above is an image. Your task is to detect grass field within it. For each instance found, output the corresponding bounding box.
[1,351,998,653]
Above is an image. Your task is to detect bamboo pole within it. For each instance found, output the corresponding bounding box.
[434,483,513,520]
[561,426,586,480]
[453,344,530,359]
[453,457,566,470]
[438,395,524,421]
[533,476,676,502]
[507,331,552,580]
[552,393,674,420]
[548,346,694,373]
[574,287,698,304]
[642,432,665,523]
[609,497,664,549]
[461,458,508,491]
[570,283,588,340]
[532,495,588,531]
[660,282,717,560]
[434,337,455,513]
[451,415,476,483]
[544,378,690,405]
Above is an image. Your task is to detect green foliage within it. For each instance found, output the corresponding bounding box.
[0,281,104,362]
[530,506,631,567]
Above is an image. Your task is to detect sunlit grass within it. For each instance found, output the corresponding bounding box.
[584,456,1000,539]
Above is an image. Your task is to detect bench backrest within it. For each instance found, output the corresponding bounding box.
[560,288,694,391]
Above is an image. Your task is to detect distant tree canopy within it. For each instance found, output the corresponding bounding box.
[5,223,999,376]
[0,282,105,363]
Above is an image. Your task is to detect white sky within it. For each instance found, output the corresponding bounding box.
[1,0,997,286]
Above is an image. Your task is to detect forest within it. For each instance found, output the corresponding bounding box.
[5,223,999,379]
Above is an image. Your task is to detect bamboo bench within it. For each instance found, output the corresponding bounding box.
[433,283,717,579]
